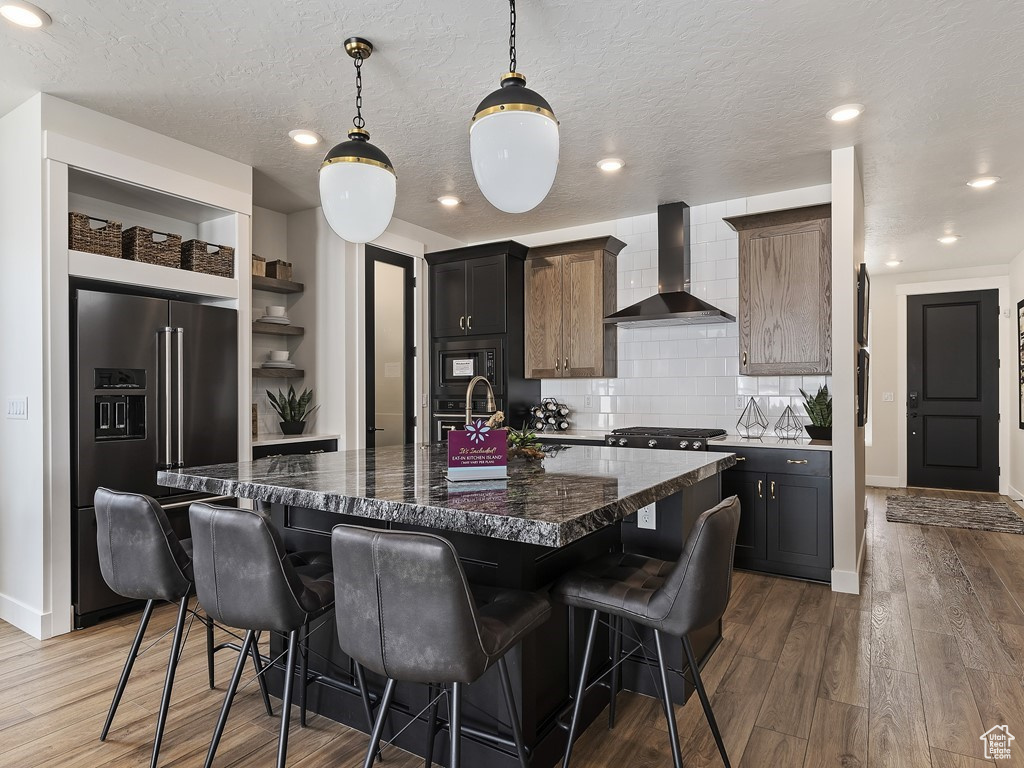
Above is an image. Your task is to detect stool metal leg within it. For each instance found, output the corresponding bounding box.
[562,609,600,768]
[205,612,215,690]
[298,623,310,727]
[450,681,463,768]
[151,596,190,768]
[653,631,683,768]
[362,678,396,768]
[683,635,730,768]
[276,629,300,768]
[608,615,622,729]
[497,657,529,768]
[100,598,155,741]
[250,631,274,717]
[424,683,439,768]
[204,629,254,768]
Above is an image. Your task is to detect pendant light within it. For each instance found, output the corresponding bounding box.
[318,37,396,244]
[470,0,559,213]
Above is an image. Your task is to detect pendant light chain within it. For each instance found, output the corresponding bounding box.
[353,53,366,130]
[508,0,516,73]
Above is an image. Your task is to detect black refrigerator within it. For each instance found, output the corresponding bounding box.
[71,287,238,627]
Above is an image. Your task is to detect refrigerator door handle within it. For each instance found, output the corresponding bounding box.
[175,328,184,468]
[159,327,174,469]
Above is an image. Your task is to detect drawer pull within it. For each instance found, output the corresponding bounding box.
[786,459,809,465]
[734,456,746,461]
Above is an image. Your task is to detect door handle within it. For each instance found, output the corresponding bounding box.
[786,459,808,465]
[459,316,465,330]
[770,480,776,499]
[467,315,472,330]
[368,427,384,433]
[757,479,763,498]
[175,328,184,468]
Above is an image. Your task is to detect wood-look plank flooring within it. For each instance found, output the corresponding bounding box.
[2,487,1024,766]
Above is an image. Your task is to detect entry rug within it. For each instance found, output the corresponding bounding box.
[886,495,1024,535]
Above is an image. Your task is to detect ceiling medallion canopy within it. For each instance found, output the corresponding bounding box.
[470,0,559,214]
[318,37,397,244]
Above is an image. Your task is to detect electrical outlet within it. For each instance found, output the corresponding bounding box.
[583,394,594,410]
[883,392,894,402]
[735,396,745,410]
[637,504,656,530]
[6,397,27,420]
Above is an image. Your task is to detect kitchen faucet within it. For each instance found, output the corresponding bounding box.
[464,375,496,425]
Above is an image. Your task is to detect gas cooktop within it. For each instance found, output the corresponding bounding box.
[610,426,727,438]
[605,426,727,451]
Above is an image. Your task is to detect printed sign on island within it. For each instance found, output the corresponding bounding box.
[447,419,508,481]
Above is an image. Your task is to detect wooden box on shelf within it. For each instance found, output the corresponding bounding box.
[122,226,182,268]
[266,260,293,280]
[68,212,122,258]
[181,240,235,278]
[252,254,266,277]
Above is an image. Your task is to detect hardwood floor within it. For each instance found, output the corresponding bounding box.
[2,487,1024,766]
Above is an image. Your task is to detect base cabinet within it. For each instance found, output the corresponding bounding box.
[714,446,833,582]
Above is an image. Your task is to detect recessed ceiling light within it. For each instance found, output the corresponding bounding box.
[937,234,960,244]
[288,129,321,146]
[826,103,864,122]
[597,158,625,172]
[885,259,902,267]
[1,1,51,27]
[437,195,461,207]
[966,176,1000,188]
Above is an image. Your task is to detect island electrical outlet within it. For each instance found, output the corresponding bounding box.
[637,503,656,530]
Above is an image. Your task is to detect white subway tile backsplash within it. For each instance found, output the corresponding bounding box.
[538,190,831,433]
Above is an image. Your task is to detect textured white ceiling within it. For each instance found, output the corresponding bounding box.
[2,0,1023,271]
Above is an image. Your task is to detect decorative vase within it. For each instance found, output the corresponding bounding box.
[805,425,832,441]
[280,421,306,435]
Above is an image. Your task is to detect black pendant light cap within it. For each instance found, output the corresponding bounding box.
[345,37,373,59]
[472,71,556,123]
[320,134,396,176]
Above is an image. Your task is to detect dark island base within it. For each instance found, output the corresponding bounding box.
[266,475,723,768]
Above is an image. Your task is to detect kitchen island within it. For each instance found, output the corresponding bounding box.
[160,442,735,768]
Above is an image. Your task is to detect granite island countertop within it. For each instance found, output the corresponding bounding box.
[159,442,735,548]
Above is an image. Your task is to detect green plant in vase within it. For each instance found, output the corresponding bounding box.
[507,423,544,460]
[266,386,318,436]
[799,385,832,441]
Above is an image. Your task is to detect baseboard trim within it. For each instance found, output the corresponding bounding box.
[832,526,868,595]
[866,475,901,488]
[1009,484,1024,504]
[0,593,46,640]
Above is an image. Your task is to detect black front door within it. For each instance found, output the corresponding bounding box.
[365,245,415,447]
[907,290,999,491]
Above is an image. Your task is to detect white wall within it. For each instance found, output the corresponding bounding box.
[0,96,45,634]
[503,184,833,433]
[1007,251,1024,500]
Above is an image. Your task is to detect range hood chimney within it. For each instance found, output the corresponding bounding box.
[604,201,736,328]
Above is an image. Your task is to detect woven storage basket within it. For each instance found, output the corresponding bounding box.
[181,240,235,278]
[266,260,293,280]
[252,254,266,277]
[122,227,182,268]
[69,213,122,258]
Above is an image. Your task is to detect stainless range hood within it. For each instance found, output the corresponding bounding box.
[604,201,736,328]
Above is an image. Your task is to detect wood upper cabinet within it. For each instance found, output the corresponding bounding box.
[725,204,832,375]
[525,236,623,378]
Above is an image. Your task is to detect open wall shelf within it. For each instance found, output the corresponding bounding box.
[252,275,304,294]
[252,321,303,336]
[253,367,305,379]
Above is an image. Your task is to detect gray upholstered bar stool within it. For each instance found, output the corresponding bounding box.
[189,502,342,768]
[554,496,741,768]
[331,525,552,768]
[94,487,224,768]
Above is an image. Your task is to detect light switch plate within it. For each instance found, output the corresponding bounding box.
[883,392,894,402]
[6,397,27,419]
[637,503,656,530]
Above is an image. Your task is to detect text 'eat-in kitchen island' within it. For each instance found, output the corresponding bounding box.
[159,442,735,768]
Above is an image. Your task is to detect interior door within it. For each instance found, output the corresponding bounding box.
[431,262,467,337]
[524,255,563,378]
[170,301,238,469]
[366,245,415,448]
[907,290,999,491]
[465,254,507,336]
[563,250,603,376]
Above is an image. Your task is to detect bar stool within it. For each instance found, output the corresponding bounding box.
[94,487,226,768]
[188,501,348,768]
[554,496,741,768]
[331,525,552,768]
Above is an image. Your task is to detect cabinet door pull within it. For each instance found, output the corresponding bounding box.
[459,316,465,330]
[467,315,472,330]
[742,351,747,366]
[757,479,763,498]
[770,480,776,499]
[555,359,560,371]
[564,356,569,370]
[786,459,809,464]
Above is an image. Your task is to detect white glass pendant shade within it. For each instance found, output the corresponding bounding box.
[318,130,396,244]
[470,110,559,213]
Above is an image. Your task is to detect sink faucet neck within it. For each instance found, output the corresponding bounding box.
[465,375,496,425]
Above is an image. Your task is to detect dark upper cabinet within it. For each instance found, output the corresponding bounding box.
[428,245,526,338]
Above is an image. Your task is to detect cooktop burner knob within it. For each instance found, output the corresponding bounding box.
[647,439,658,448]
[618,438,628,446]
[606,437,616,445]
[679,440,689,449]
[692,440,703,450]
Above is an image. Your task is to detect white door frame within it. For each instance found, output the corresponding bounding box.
[896,276,1011,494]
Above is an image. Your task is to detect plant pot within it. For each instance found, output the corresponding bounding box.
[805,425,832,441]
[280,421,306,436]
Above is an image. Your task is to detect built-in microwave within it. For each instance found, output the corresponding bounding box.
[433,337,504,397]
